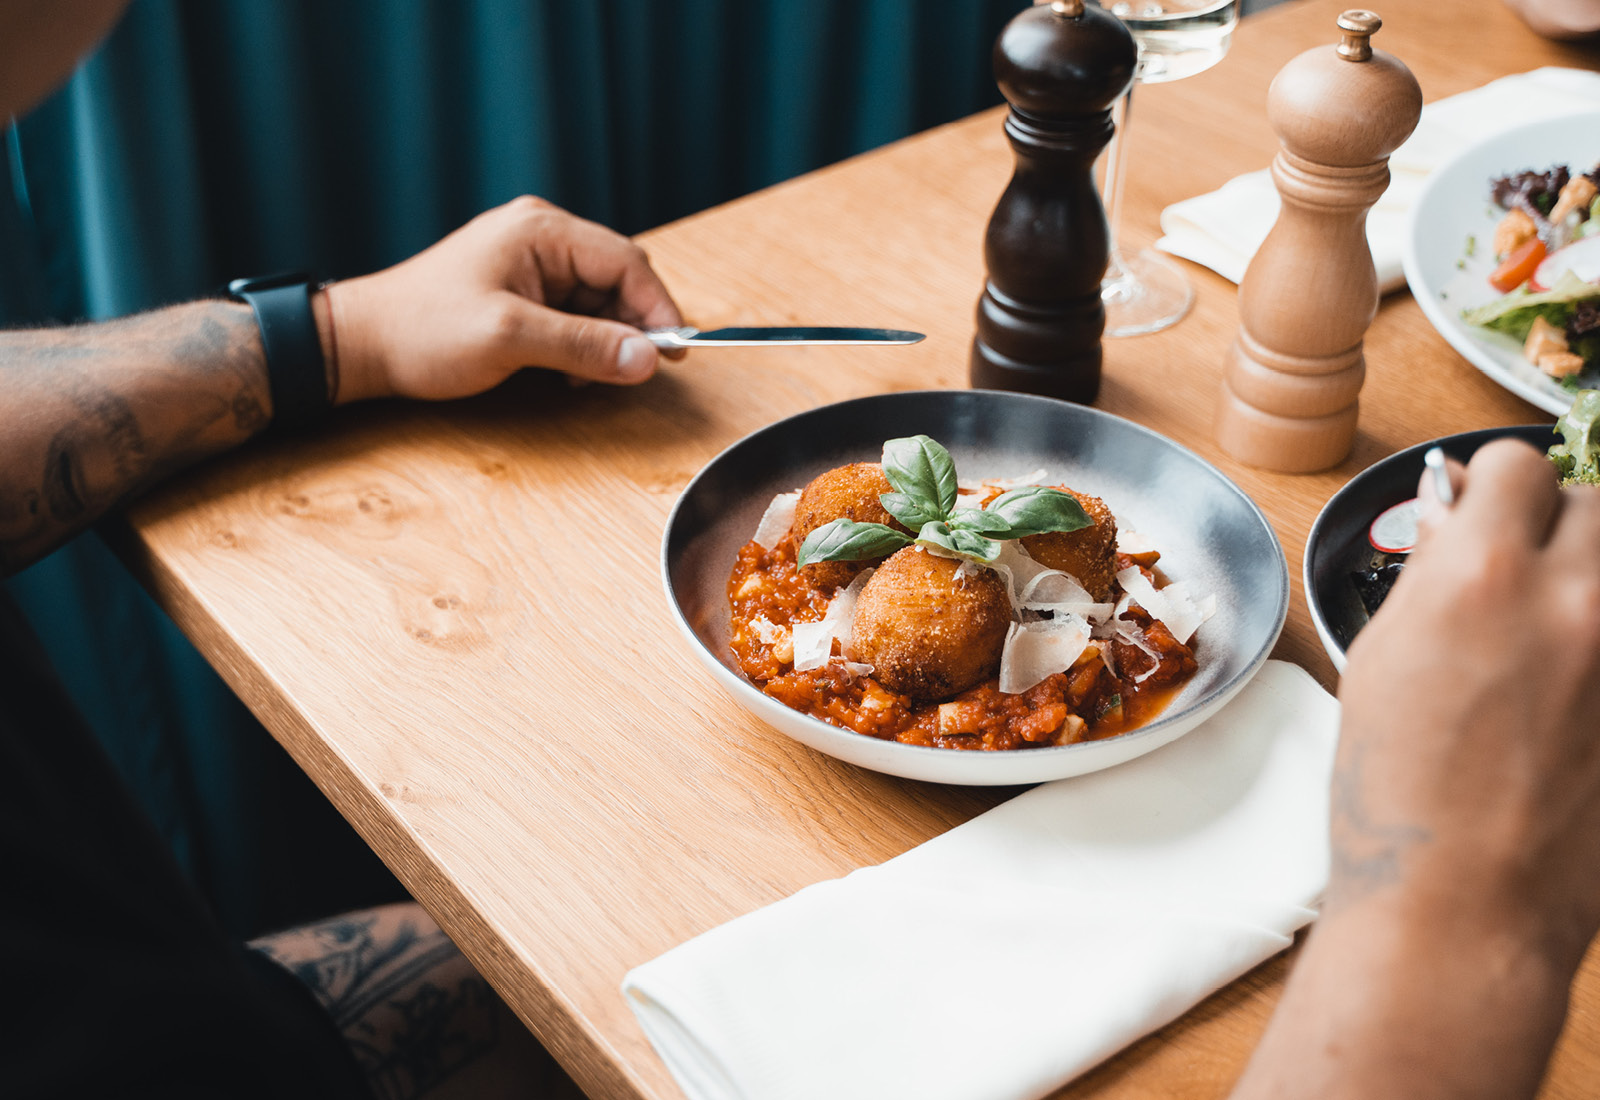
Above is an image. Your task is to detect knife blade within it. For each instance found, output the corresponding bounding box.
[644,326,925,349]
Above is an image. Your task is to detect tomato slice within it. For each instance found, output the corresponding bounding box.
[1489,237,1547,293]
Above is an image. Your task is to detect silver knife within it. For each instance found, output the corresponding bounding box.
[644,325,925,349]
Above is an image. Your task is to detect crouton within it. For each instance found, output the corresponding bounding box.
[1524,315,1570,364]
[1494,208,1539,258]
[1537,351,1586,378]
[1550,176,1599,225]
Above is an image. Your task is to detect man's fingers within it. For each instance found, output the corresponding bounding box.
[516,204,685,331]
[497,297,661,384]
[1547,480,1600,563]
[1450,438,1562,547]
[1415,454,1465,541]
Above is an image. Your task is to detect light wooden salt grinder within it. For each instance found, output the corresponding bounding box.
[970,0,1136,403]
[1214,11,1421,472]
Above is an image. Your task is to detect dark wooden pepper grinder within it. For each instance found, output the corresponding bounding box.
[970,0,1137,403]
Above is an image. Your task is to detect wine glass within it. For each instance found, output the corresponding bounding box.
[1096,0,1242,337]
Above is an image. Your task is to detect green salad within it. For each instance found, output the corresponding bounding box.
[1462,163,1600,391]
[1549,388,1600,486]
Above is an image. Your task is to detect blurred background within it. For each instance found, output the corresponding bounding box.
[0,0,1280,939]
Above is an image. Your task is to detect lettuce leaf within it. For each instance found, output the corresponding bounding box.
[1549,389,1600,485]
[1461,271,1600,341]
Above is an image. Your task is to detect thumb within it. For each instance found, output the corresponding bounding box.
[506,300,661,385]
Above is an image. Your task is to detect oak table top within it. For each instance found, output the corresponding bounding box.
[114,1,1600,1097]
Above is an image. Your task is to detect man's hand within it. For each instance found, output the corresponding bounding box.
[322,195,685,403]
[1230,439,1600,1100]
[1337,439,1600,951]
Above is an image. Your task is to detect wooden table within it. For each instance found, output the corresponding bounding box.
[113,1,1600,1096]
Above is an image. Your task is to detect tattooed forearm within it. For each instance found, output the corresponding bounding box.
[0,301,271,573]
[43,392,148,520]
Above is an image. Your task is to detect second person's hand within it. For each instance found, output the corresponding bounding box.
[320,195,685,403]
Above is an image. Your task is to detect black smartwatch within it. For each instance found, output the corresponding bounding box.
[226,272,331,432]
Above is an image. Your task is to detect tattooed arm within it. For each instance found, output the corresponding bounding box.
[0,195,683,575]
[1229,440,1600,1100]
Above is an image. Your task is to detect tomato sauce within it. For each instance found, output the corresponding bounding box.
[727,535,1198,752]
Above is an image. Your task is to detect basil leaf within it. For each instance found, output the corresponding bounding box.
[881,435,958,522]
[797,519,912,565]
[915,521,1003,563]
[879,490,944,530]
[947,506,1014,536]
[983,485,1093,539]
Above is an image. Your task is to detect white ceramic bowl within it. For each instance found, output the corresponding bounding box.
[1403,108,1600,416]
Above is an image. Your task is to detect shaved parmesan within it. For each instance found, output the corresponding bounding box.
[792,568,874,671]
[1113,567,1216,645]
[990,541,1113,623]
[753,491,801,549]
[1115,528,1158,555]
[958,468,1049,493]
[953,559,984,584]
[749,616,784,645]
[998,614,1091,694]
[1108,618,1163,683]
[840,660,875,679]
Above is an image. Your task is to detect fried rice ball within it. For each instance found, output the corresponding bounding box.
[1020,488,1117,601]
[792,462,907,592]
[848,546,1011,701]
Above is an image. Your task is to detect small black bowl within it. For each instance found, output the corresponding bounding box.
[1305,424,1557,672]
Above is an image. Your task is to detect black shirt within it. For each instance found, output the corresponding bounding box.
[0,592,370,1099]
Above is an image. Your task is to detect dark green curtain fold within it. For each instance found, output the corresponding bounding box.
[1,0,1020,938]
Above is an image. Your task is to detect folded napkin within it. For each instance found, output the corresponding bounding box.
[623,660,1339,1100]
[1157,67,1600,294]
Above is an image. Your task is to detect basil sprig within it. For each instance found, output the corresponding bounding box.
[795,435,1093,567]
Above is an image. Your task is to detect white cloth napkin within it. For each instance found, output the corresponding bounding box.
[623,660,1340,1100]
[1156,67,1600,293]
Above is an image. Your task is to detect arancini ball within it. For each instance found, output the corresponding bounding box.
[792,462,907,592]
[848,546,1010,700]
[1020,488,1117,601]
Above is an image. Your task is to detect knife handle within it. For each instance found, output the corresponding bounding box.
[643,326,699,349]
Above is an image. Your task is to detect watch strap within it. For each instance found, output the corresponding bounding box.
[227,274,330,432]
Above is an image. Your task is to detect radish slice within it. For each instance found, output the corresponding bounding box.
[1368,499,1420,554]
[1529,234,1600,292]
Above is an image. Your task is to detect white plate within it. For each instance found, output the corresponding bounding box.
[661,390,1288,786]
[1403,109,1600,416]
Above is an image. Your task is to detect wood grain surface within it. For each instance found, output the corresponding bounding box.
[111,2,1600,1097]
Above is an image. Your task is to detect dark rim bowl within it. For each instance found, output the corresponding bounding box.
[1305,424,1557,674]
[662,389,1290,786]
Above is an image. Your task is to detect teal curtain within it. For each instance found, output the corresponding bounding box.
[1,0,1020,938]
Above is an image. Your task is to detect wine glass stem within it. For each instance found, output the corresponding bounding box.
[1101,85,1136,284]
